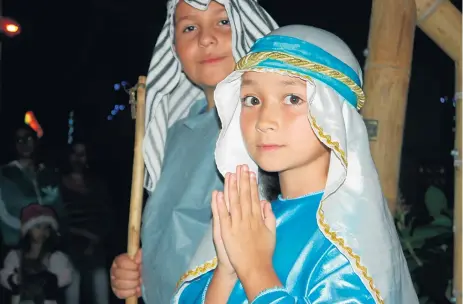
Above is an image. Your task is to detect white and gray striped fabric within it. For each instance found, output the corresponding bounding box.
[143,0,278,192]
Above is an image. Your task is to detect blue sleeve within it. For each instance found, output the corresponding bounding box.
[176,271,213,304]
[252,246,376,304]
[251,287,301,304]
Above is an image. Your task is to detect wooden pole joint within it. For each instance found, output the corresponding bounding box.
[129,82,147,119]
[452,149,462,169]
[416,0,444,22]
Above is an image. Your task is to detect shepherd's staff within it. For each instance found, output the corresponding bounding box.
[126,76,146,304]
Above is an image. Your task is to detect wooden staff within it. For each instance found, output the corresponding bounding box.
[362,0,416,214]
[414,1,462,301]
[126,76,147,304]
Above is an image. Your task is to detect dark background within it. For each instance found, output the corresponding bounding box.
[0,1,460,299]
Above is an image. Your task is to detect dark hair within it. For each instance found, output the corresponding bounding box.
[10,124,43,163]
[14,124,39,142]
[61,141,91,176]
[18,225,60,301]
[259,168,280,202]
[67,140,86,154]
[18,225,60,257]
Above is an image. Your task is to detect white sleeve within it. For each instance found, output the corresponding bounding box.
[48,251,73,287]
[0,250,19,289]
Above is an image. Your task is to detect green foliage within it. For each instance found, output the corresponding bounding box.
[395,189,455,303]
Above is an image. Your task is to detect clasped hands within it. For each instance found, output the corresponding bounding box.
[211,165,276,279]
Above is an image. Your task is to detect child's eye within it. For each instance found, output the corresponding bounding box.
[183,25,196,33]
[283,94,303,105]
[241,96,260,107]
[219,19,230,26]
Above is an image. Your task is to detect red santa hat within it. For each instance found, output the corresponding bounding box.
[20,204,59,236]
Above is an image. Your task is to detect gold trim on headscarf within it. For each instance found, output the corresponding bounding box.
[310,111,384,303]
[235,51,365,110]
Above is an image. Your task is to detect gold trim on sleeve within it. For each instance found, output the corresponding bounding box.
[175,257,217,290]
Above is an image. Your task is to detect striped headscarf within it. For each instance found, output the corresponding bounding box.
[143,0,278,192]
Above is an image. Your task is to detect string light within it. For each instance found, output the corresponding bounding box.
[109,80,131,120]
[439,96,456,107]
[68,111,74,144]
[113,80,131,94]
[438,96,458,134]
[107,104,126,120]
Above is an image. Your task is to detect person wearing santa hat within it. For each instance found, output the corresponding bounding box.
[0,204,73,304]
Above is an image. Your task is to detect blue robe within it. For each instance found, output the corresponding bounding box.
[141,100,223,303]
[175,192,375,303]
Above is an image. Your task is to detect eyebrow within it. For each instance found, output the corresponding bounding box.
[175,7,227,24]
[241,78,255,86]
[280,79,300,86]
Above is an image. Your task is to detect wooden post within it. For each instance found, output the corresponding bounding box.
[361,0,416,214]
[126,76,147,304]
[415,0,461,62]
[414,1,462,301]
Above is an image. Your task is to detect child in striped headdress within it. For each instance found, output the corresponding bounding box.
[109,1,278,303]
[173,25,419,303]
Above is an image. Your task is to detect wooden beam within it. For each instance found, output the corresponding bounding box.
[362,0,416,214]
[415,0,462,62]
[414,1,462,302]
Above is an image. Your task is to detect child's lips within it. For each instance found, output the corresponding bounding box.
[257,144,284,151]
[200,56,226,64]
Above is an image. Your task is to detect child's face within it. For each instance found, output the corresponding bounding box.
[174,0,235,89]
[240,71,329,173]
[15,128,37,158]
[30,223,51,243]
[70,143,88,169]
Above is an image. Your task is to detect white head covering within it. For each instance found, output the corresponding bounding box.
[142,0,278,192]
[180,25,418,303]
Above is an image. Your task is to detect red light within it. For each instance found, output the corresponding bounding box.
[0,17,21,37]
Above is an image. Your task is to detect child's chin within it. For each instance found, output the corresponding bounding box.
[258,162,283,174]
[198,70,232,87]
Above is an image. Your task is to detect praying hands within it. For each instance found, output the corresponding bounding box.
[209,165,282,302]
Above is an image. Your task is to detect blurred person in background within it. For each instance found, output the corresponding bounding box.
[0,203,73,304]
[61,141,112,304]
[0,124,67,249]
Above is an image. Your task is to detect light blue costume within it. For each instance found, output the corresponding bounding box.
[140,0,278,302]
[177,192,375,303]
[173,25,419,303]
[141,101,223,303]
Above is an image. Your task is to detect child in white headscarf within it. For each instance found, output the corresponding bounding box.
[109,1,278,303]
[173,25,418,303]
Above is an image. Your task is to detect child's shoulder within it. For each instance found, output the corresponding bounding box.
[308,241,353,277]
